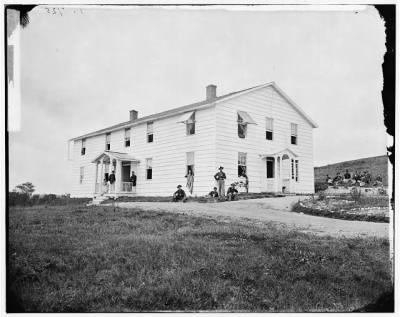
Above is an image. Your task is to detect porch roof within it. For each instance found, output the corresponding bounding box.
[91,151,140,163]
[259,148,298,159]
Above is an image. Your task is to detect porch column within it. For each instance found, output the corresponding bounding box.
[94,162,99,194]
[116,159,122,193]
[100,158,104,192]
[274,156,279,192]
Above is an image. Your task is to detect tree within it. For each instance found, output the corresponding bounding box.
[13,182,35,197]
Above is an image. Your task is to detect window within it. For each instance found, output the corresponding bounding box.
[186,152,195,174]
[238,114,247,138]
[266,158,274,178]
[291,123,298,145]
[146,158,152,180]
[238,152,247,176]
[266,117,273,140]
[125,128,131,147]
[81,139,86,155]
[186,112,196,135]
[147,122,154,143]
[291,159,295,180]
[295,160,299,182]
[80,167,84,184]
[237,111,256,139]
[105,133,111,151]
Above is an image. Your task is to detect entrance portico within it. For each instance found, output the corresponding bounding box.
[259,148,298,193]
[92,151,140,197]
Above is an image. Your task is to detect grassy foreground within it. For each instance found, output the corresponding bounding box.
[8,205,392,312]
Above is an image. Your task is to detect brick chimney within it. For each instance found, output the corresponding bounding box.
[206,84,217,100]
[130,110,138,121]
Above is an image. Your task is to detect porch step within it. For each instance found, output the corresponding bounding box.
[88,195,110,206]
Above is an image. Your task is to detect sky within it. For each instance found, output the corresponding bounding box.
[8,5,388,194]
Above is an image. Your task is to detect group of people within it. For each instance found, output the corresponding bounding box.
[102,170,137,194]
[172,166,241,202]
[325,169,383,187]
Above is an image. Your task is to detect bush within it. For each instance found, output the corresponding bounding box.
[315,182,328,192]
[350,187,362,202]
[8,192,91,207]
[317,191,327,201]
[8,192,31,207]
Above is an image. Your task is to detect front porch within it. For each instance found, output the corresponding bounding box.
[92,151,140,198]
[260,148,299,193]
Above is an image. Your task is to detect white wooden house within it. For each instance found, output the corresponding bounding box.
[68,82,318,197]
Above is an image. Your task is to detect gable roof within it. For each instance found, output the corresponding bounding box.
[70,82,317,141]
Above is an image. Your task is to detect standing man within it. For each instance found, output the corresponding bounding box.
[130,171,137,190]
[109,170,116,193]
[214,166,226,197]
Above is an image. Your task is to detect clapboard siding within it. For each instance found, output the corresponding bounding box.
[216,85,315,193]
[70,84,316,197]
[70,106,217,197]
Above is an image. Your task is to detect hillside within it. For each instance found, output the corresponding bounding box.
[314,155,388,186]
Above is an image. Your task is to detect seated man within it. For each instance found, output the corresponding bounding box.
[326,174,332,185]
[173,185,187,202]
[332,172,342,185]
[227,183,239,201]
[343,169,351,183]
[374,175,383,186]
[208,187,219,198]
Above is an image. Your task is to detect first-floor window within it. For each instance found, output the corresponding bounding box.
[266,158,274,178]
[295,160,299,182]
[238,152,247,176]
[80,167,84,184]
[146,158,153,180]
[186,152,195,174]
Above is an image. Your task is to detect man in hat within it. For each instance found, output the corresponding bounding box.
[108,170,116,193]
[208,187,219,198]
[173,185,187,202]
[214,166,227,197]
[130,171,137,188]
[227,183,239,201]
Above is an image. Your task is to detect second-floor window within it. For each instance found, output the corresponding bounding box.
[81,139,86,155]
[147,122,154,143]
[105,133,111,151]
[146,158,153,180]
[291,123,298,145]
[237,111,256,139]
[238,113,247,139]
[266,117,273,140]
[186,112,196,135]
[125,128,131,147]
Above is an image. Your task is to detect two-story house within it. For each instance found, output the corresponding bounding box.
[68,82,318,197]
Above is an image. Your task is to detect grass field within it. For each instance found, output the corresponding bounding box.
[314,155,388,185]
[8,204,392,312]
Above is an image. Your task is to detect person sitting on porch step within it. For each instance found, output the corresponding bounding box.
[130,171,137,187]
[227,183,238,201]
[109,170,116,193]
[173,185,187,202]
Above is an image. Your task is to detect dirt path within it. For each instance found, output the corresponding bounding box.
[113,196,390,238]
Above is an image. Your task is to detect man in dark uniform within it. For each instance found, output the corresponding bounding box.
[214,166,226,197]
[130,171,137,187]
[109,170,116,193]
[173,185,187,202]
[208,187,219,198]
[227,183,239,201]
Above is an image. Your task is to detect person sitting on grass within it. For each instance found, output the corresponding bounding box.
[173,185,187,202]
[208,187,219,198]
[374,175,383,187]
[326,174,332,185]
[343,169,351,183]
[227,183,239,201]
[332,172,343,185]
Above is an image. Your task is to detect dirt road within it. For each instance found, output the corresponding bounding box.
[114,196,390,238]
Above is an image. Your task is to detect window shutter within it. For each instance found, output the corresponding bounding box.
[291,123,298,136]
[186,152,195,165]
[266,117,273,131]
